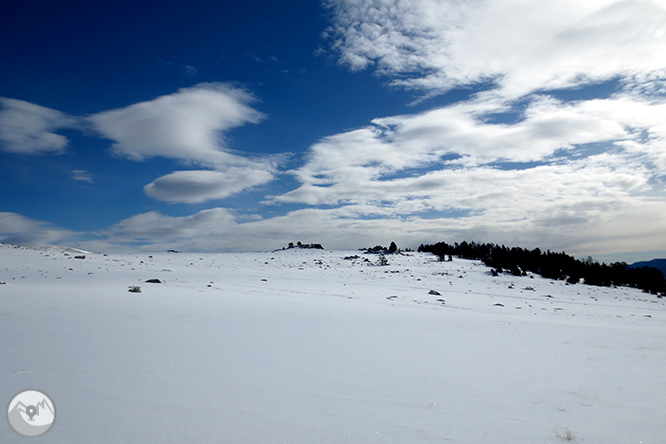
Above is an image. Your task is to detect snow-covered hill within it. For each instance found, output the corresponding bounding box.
[1,245,664,443]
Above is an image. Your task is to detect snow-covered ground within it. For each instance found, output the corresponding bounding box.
[1,244,665,443]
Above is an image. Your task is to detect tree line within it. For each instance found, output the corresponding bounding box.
[418,241,666,296]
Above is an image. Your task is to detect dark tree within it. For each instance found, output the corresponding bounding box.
[418,240,666,295]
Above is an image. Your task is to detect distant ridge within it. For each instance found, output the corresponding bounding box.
[629,259,666,276]
[0,243,90,254]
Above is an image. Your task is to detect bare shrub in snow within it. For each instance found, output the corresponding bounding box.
[376,255,389,266]
[555,427,576,442]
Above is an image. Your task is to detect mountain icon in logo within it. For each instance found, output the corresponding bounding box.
[6,390,56,437]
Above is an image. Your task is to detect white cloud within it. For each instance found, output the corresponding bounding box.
[313,0,666,253]
[184,65,199,76]
[0,212,77,246]
[1,84,265,164]
[4,1,666,258]
[100,206,420,252]
[5,190,664,254]
[88,83,265,165]
[88,83,278,203]
[98,188,666,255]
[1,85,275,205]
[324,0,666,98]
[300,0,666,259]
[144,168,274,203]
[72,169,94,183]
[275,93,665,206]
[0,98,79,155]
[103,208,239,251]
[275,150,654,238]
[264,78,665,257]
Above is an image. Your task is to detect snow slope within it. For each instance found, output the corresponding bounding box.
[1,245,665,443]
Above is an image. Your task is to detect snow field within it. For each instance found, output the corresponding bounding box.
[1,245,665,443]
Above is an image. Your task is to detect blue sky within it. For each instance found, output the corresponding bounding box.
[1,0,666,261]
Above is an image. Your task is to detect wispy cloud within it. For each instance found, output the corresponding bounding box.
[72,169,94,183]
[324,0,666,99]
[274,93,664,204]
[259,86,666,253]
[250,0,666,256]
[308,0,666,221]
[183,65,199,76]
[0,98,79,155]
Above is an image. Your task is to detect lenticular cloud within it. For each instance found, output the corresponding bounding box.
[88,83,265,165]
[0,98,79,155]
[144,168,274,204]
